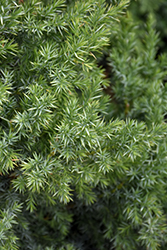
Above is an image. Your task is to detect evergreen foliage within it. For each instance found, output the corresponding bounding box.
[128,0,167,53]
[1,0,167,249]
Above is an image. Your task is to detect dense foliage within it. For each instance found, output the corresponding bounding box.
[1,0,167,249]
[128,0,167,53]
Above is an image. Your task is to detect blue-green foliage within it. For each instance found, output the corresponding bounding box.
[106,13,167,124]
[128,0,167,53]
[0,0,167,249]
